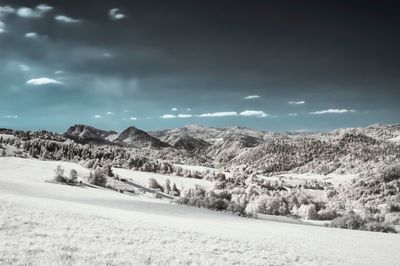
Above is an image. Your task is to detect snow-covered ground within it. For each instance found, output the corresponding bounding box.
[1,157,400,265]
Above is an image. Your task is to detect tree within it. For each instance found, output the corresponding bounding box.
[68,169,78,183]
[1,149,6,157]
[54,165,66,183]
[165,178,171,194]
[88,169,107,187]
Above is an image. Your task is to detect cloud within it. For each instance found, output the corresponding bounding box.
[239,110,268,117]
[0,21,5,33]
[3,115,18,119]
[161,114,176,119]
[17,5,53,18]
[55,15,81,23]
[54,70,63,75]
[309,109,356,115]
[288,101,305,105]
[94,115,102,118]
[171,107,178,111]
[109,8,126,20]
[25,32,39,38]
[19,64,30,72]
[130,117,137,120]
[288,113,298,116]
[178,114,192,118]
[106,111,114,115]
[197,111,237,117]
[26,77,63,86]
[243,95,260,99]
[0,6,15,17]
[186,108,191,111]
[36,4,53,12]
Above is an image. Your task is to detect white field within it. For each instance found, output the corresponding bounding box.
[1,157,400,265]
[113,167,213,190]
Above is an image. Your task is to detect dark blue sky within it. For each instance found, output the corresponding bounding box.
[1,0,399,132]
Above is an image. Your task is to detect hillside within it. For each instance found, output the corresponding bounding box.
[1,157,400,265]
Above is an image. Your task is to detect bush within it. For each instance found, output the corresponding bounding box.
[149,178,163,191]
[381,164,400,182]
[54,165,66,183]
[363,222,396,233]
[331,212,366,230]
[68,169,78,183]
[88,169,108,187]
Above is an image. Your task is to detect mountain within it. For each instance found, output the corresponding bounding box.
[63,124,117,144]
[115,126,170,148]
[168,134,211,152]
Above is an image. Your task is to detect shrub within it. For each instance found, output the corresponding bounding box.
[149,178,163,191]
[363,222,396,233]
[381,164,400,182]
[68,169,78,183]
[88,169,107,187]
[331,212,366,230]
[54,165,66,183]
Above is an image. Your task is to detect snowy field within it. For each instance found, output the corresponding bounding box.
[113,167,213,190]
[1,157,400,265]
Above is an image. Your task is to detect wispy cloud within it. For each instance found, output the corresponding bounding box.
[109,8,126,20]
[0,6,15,17]
[239,110,268,117]
[25,32,39,38]
[26,77,63,86]
[178,114,192,118]
[0,21,5,33]
[161,114,176,119]
[106,111,114,115]
[309,109,356,115]
[130,117,137,120]
[243,95,260,100]
[171,107,178,111]
[19,64,30,72]
[289,100,305,105]
[55,15,81,23]
[197,111,237,117]
[93,115,102,118]
[288,113,298,116]
[3,115,18,119]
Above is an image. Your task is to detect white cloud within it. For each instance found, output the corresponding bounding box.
[109,8,126,20]
[197,111,237,117]
[106,112,114,115]
[17,4,52,18]
[36,4,53,12]
[171,107,178,111]
[54,70,63,75]
[309,109,356,115]
[239,110,268,117]
[0,6,15,17]
[103,52,112,58]
[55,15,81,23]
[25,32,38,38]
[19,64,30,72]
[3,115,18,119]
[130,117,137,121]
[26,77,63,86]
[123,109,129,113]
[94,115,102,118]
[288,113,298,116]
[161,114,176,119]
[289,101,305,105]
[178,114,192,118]
[0,21,5,33]
[186,108,191,111]
[243,95,260,99]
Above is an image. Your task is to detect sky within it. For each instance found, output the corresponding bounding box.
[0,0,399,133]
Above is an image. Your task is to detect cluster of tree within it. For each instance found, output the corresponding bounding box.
[53,166,78,184]
[148,178,180,196]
